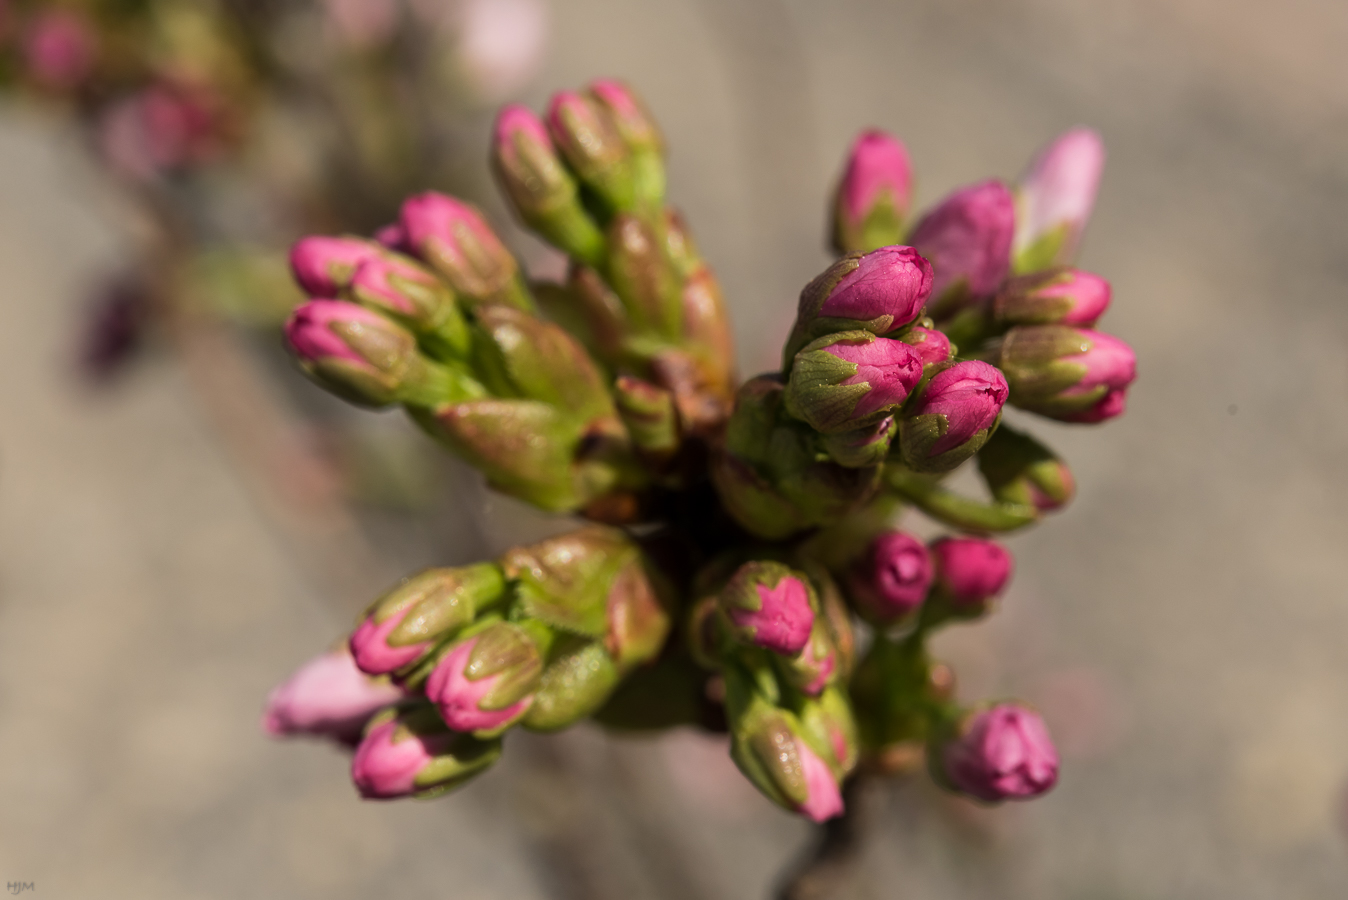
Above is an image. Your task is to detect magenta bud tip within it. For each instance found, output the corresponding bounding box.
[943,704,1059,802]
[797,743,845,822]
[863,531,934,617]
[910,180,1016,300]
[932,537,1013,605]
[284,299,389,366]
[349,609,429,675]
[839,129,913,226]
[262,651,402,742]
[425,638,532,733]
[351,719,453,799]
[820,245,933,324]
[290,236,382,296]
[912,360,1009,455]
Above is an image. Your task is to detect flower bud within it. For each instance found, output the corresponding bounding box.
[798,685,860,777]
[784,246,934,364]
[521,637,622,732]
[931,537,1013,614]
[899,360,1008,472]
[614,376,680,459]
[349,254,471,358]
[606,213,681,338]
[832,129,913,254]
[1014,128,1104,273]
[851,531,934,622]
[909,180,1015,318]
[290,236,384,297]
[997,325,1135,422]
[935,703,1058,802]
[729,698,844,822]
[588,79,665,210]
[24,10,95,91]
[820,415,896,468]
[263,650,403,744]
[546,89,637,214]
[349,564,507,676]
[424,622,547,737]
[719,561,816,656]
[977,424,1075,512]
[351,705,502,799]
[994,267,1111,327]
[776,618,838,696]
[785,331,924,434]
[678,265,737,400]
[898,324,953,369]
[492,105,606,267]
[399,192,531,310]
[604,554,673,670]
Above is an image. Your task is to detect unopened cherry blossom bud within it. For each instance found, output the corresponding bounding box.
[349,564,507,676]
[977,424,1075,512]
[899,324,953,369]
[832,129,913,254]
[263,650,403,744]
[784,246,934,364]
[349,254,470,358]
[606,213,681,338]
[935,703,1058,802]
[799,685,860,776]
[820,415,896,468]
[899,360,1008,472]
[588,79,664,210]
[994,268,1111,327]
[351,705,502,799]
[521,638,621,732]
[931,537,1013,614]
[614,375,680,459]
[425,621,549,737]
[728,692,844,822]
[399,192,532,310]
[719,561,816,656]
[776,618,839,696]
[997,325,1135,422]
[852,530,934,623]
[785,332,924,434]
[909,180,1016,317]
[547,90,637,215]
[1014,128,1104,273]
[23,9,95,90]
[290,236,384,296]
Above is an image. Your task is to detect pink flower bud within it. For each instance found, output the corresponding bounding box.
[787,332,924,433]
[827,337,924,418]
[998,325,1135,422]
[351,718,452,799]
[906,360,1009,456]
[494,103,554,171]
[283,299,395,368]
[290,236,383,296]
[352,565,504,675]
[834,129,913,253]
[797,741,846,822]
[1015,128,1104,269]
[720,561,816,656]
[588,78,661,154]
[995,268,1112,327]
[23,10,95,90]
[910,180,1016,311]
[262,651,402,743]
[931,537,1013,606]
[898,325,953,368]
[350,615,427,675]
[942,704,1059,802]
[854,531,934,619]
[819,246,933,323]
[424,632,539,735]
[1065,387,1127,423]
[399,192,522,306]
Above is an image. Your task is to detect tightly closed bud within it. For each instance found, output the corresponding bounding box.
[284,300,448,408]
[492,105,607,266]
[799,685,860,777]
[997,325,1135,422]
[776,618,839,696]
[931,537,1013,613]
[936,703,1058,802]
[351,705,502,799]
[785,332,924,434]
[547,90,636,214]
[290,236,384,296]
[832,129,914,254]
[719,561,816,656]
[399,192,530,310]
[784,246,934,365]
[522,637,621,732]
[910,180,1016,317]
[349,565,507,676]
[588,79,664,210]
[263,650,403,744]
[614,376,680,458]
[606,213,681,338]
[899,360,1008,472]
[730,697,845,822]
[501,526,634,636]
[425,622,547,737]
[1014,128,1104,273]
[349,255,470,358]
[851,531,934,622]
[820,415,896,468]
[604,554,673,670]
[977,424,1075,511]
[994,268,1111,327]
[899,325,953,369]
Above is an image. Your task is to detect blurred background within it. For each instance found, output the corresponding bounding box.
[2,0,1347,897]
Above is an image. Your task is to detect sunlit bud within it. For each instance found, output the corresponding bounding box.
[606,214,682,338]
[719,560,816,656]
[931,537,1013,614]
[909,180,1016,317]
[547,90,637,214]
[851,530,934,622]
[603,554,673,670]
[290,236,384,296]
[934,703,1059,802]
[994,267,1111,327]
[614,376,680,459]
[424,621,548,737]
[349,254,470,358]
[898,324,953,369]
[23,9,95,90]
[977,424,1075,512]
[899,360,1008,472]
[798,685,860,777]
[820,415,896,469]
[1013,128,1104,273]
[349,565,507,676]
[997,325,1135,422]
[729,697,845,822]
[785,331,924,434]
[399,192,532,310]
[832,129,913,254]
[351,704,502,799]
[521,637,621,732]
[588,78,665,210]
[262,650,403,744]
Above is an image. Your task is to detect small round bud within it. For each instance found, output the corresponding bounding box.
[424,625,544,737]
[899,360,1008,472]
[786,332,925,434]
[852,531,934,621]
[719,561,816,657]
[998,325,1135,423]
[931,537,1013,609]
[937,703,1058,802]
[994,268,1111,327]
[351,705,502,800]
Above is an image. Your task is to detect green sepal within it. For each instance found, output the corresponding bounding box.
[520,635,622,732]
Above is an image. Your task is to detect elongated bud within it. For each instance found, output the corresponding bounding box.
[798,685,860,777]
[851,530,934,623]
[933,703,1058,802]
[977,424,1075,512]
[898,324,953,369]
[785,331,924,434]
[399,192,531,310]
[500,526,641,637]
[425,621,547,737]
[899,360,1008,472]
[588,79,665,210]
[784,246,933,365]
[729,696,844,822]
[931,537,1013,616]
[349,565,507,675]
[719,561,816,656]
[349,254,471,358]
[522,637,622,732]
[1014,128,1104,273]
[994,267,1111,327]
[284,300,449,408]
[810,565,857,679]
[776,618,839,696]
[351,705,502,799]
[607,213,681,338]
[909,180,1015,318]
[997,325,1135,422]
[547,90,637,214]
[832,129,914,254]
[679,265,737,397]
[604,554,673,670]
[290,236,384,296]
[492,105,607,267]
[263,650,403,744]
[820,415,896,468]
[614,375,680,458]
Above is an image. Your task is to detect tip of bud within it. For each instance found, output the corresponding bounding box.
[284,300,391,367]
[932,537,1013,606]
[722,562,816,656]
[839,129,913,227]
[856,531,933,620]
[290,236,382,296]
[819,246,934,324]
[910,360,1009,456]
[494,103,552,163]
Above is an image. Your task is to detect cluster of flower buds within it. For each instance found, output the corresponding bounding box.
[268,84,1132,823]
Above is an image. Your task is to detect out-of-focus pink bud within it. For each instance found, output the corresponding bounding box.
[797,740,846,822]
[909,180,1016,316]
[939,703,1059,802]
[23,9,95,90]
[452,0,548,103]
[351,705,502,799]
[399,192,529,308]
[786,332,925,434]
[852,531,933,621]
[719,561,816,657]
[832,129,913,254]
[424,624,544,736]
[347,254,470,358]
[262,650,402,743]
[931,537,1013,607]
[899,360,1008,472]
[994,268,1111,327]
[998,325,1135,423]
[730,696,846,822]
[290,236,383,296]
[374,222,410,251]
[1014,128,1104,272]
[898,324,953,368]
[98,83,224,181]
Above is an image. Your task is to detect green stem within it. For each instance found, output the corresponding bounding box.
[885,467,1039,533]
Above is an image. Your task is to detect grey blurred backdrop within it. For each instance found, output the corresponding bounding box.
[2,0,1348,897]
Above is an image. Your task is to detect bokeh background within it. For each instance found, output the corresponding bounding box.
[2,0,1348,897]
